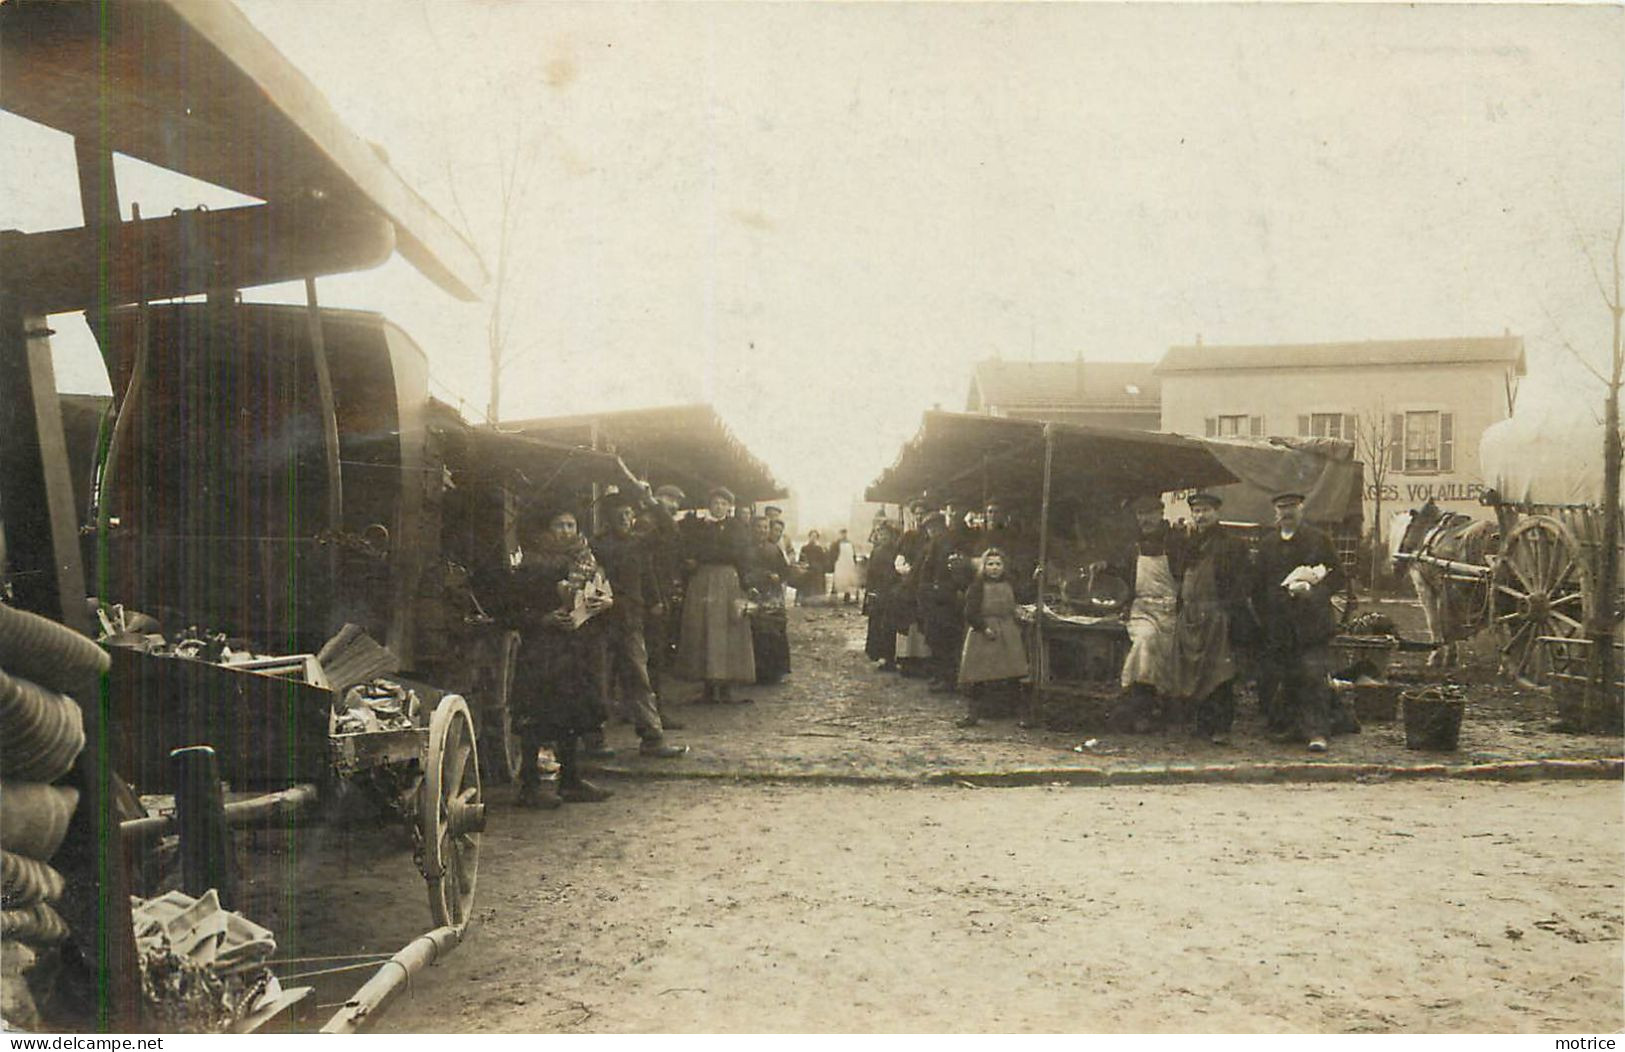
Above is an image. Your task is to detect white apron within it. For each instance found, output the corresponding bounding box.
[1120,553,1179,691]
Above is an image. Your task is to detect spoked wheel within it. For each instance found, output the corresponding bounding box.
[420,695,484,931]
[1490,516,1594,685]
[476,630,525,785]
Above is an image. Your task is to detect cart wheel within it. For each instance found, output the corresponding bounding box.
[476,631,524,785]
[1490,515,1594,685]
[420,695,484,931]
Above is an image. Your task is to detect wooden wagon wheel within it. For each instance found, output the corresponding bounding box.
[1489,515,1594,685]
[420,696,484,931]
[475,630,524,785]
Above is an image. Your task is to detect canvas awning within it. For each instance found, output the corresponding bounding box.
[505,404,787,504]
[867,411,1362,526]
[0,0,486,301]
[866,411,1238,506]
[439,425,643,496]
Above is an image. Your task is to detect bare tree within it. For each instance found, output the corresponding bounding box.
[1358,408,1394,592]
[1590,219,1622,720]
[1553,213,1623,725]
[444,135,539,424]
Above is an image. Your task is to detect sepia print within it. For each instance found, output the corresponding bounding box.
[0,0,1621,1037]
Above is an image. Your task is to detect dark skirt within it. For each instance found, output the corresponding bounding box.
[865,600,897,662]
[751,607,791,683]
[512,622,607,739]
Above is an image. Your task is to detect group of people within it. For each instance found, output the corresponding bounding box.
[788,527,862,604]
[863,496,1041,724]
[1111,489,1348,752]
[861,489,1350,753]
[493,483,800,809]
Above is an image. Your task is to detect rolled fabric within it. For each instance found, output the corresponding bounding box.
[0,602,109,698]
[0,851,65,908]
[0,782,81,861]
[0,902,70,945]
[0,670,86,784]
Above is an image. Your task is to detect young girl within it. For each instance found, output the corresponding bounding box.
[955,548,1030,728]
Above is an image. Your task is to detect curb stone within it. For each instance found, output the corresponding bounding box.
[584,756,1623,789]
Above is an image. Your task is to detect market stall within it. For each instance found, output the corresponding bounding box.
[866,411,1363,705]
[502,403,787,507]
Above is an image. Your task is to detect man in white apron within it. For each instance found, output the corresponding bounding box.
[1112,493,1184,732]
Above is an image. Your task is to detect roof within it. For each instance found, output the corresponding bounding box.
[1157,336,1526,375]
[968,359,1161,411]
[439,423,643,495]
[502,404,787,504]
[866,411,1236,506]
[866,411,1363,526]
[0,0,485,300]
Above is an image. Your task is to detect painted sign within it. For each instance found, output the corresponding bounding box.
[1366,481,1486,504]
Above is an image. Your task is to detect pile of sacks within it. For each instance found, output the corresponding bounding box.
[0,602,107,1028]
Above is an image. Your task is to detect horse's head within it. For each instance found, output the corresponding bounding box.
[1391,499,1442,568]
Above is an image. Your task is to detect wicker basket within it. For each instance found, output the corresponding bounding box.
[1402,687,1465,751]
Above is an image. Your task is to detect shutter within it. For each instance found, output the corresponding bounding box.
[1439,412,1454,472]
[1296,414,1310,437]
[1343,414,1358,443]
[1249,415,1265,437]
[1204,417,1216,437]
[1388,413,1404,472]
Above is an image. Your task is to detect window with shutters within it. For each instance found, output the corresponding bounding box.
[1299,412,1357,440]
[1205,414,1265,438]
[1399,410,1455,473]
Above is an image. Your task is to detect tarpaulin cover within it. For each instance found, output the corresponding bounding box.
[1199,436,1363,526]
[1479,407,1613,508]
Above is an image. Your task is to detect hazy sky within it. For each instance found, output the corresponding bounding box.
[3,2,1621,527]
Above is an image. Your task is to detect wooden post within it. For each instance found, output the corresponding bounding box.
[171,746,236,909]
[304,277,344,600]
[72,137,120,355]
[1030,424,1056,720]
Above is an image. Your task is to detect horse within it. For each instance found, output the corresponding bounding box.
[1389,499,1500,668]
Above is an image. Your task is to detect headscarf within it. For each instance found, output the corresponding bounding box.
[525,509,599,586]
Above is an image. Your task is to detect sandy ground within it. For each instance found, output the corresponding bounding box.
[261,779,1624,1034]
[215,598,1622,1033]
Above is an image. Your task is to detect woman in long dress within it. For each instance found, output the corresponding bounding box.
[676,487,757,702]
[955,548,1030,727]
[864,520,901,669]
[797,530,828,604]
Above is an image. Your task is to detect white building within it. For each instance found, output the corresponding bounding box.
[1156,335,1527,524]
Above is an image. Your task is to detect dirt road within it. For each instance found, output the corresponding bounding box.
[339,779,1620,1034]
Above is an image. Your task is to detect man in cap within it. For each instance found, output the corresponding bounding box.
[1172,492,1254,745]
[593,491,689,757]
[1252,491,1346,752]
[892,498,935,677]
[1110,493,1187,731]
